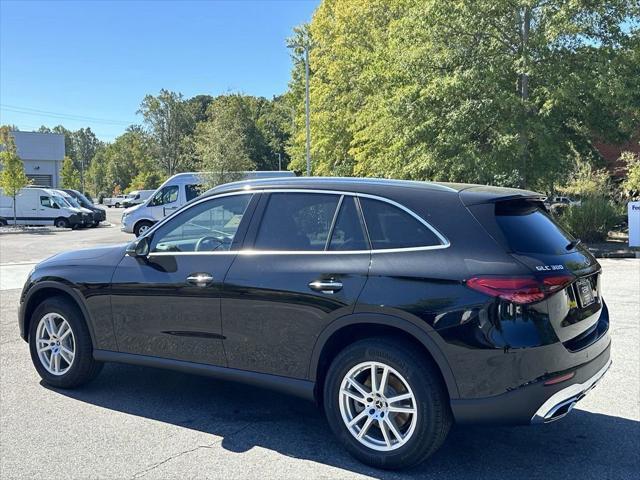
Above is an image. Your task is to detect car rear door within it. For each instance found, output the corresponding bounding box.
[222,191,371,379]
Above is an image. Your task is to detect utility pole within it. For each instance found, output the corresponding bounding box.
[304,44,311,176]
[287,30,312,176]
[277,152,282,171]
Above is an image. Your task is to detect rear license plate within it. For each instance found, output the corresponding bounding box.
[576,278,595,307]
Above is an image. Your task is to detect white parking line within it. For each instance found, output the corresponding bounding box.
[0,263,36,291]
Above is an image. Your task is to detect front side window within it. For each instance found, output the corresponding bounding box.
[151,194,252,253]
[360,198,441,249]
[149,186,179,207]
[254,193,340,251]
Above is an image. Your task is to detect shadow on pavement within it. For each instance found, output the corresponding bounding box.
[46,363,639,479]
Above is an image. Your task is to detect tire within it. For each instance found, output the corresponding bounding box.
[92,221,100,227]
[28,296,103,389]
[114,203,120,208]
[323,338,452,470]
[134,220,153,237]
[54,217,70,229]
[0,218,7,226]
[107,205,112,208]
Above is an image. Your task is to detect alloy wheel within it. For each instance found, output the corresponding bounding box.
[339,361,418,451]
[35,313,76,376]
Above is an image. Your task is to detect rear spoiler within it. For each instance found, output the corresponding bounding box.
[459,185,545,206]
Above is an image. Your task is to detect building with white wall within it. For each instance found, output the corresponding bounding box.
[2,131,65,187]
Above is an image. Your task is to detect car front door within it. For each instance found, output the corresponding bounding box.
[222,191,371,379]
[147,185,180,222]
[110,192,257,366]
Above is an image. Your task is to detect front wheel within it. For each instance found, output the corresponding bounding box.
[28,297,103,388]
[323,339,452,470]
[134,220,153,237]
[114,202,120,208]
[54,217,70,229]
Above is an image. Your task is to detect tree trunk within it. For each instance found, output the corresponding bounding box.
[12,194,17,227]
[518,5,531,188]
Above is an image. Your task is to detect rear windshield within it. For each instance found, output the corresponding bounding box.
[494,200,574,255]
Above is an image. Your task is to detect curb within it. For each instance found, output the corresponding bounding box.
[590,250,639,259]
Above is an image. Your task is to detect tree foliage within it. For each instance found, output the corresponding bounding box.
[61,156,81,190]
[288,0,640,189]
[138,89,197,176]
[0,131,30,226]
[195,96,256,188]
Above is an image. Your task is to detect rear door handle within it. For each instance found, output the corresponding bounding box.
[186,273,214,287]
[309,280,343,294]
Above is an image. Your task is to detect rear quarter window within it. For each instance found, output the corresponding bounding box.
[360,197,443,250]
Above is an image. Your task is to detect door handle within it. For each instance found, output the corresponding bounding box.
[186,273,214,287]
[309,280,343,294]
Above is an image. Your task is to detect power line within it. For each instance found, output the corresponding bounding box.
[0,103,134,126]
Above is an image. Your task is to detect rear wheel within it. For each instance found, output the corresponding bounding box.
[323,338,451,470]
[28,297,103,388]
[134,220,153,237]
[54,217,70,229]
[114,202,120,208]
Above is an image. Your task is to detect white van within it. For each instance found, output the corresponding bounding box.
[0,187,85,228]
[121,171,295,236]
[123,190,154,208]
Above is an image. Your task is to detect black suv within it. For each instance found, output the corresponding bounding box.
[19,177,611,469]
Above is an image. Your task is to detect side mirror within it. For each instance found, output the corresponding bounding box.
[126,236,150,257]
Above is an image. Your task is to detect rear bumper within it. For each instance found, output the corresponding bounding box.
[530,356,611,423]
[451,339,611,425]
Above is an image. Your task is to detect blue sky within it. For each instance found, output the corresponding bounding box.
[0,0,319,140]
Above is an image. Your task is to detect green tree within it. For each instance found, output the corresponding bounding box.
[621,151,640,197]
[0,130,30,226]
[289,0,640,188]
[103,127,156,191]
[86,148,108,197]
[138,89,197,176]
[128,171,163,191]
[60,156,81,190]
[195,100,256,188]
[71,127,101,191]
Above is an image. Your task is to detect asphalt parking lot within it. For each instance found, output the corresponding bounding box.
[0,211,638,479]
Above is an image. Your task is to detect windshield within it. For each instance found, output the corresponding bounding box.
[74,191,93,207]
[64,196,81,208]
[53,195,72,209]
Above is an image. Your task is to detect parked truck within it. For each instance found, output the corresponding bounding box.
[103,194,132,208]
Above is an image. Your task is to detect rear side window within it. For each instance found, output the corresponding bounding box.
[255,193,339,251]
[360,198,442,249]
[494,200,574,255]
[328,197,368,251]
[185,184,204,202]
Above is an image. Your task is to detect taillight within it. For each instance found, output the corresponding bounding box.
[465,275,574,304]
